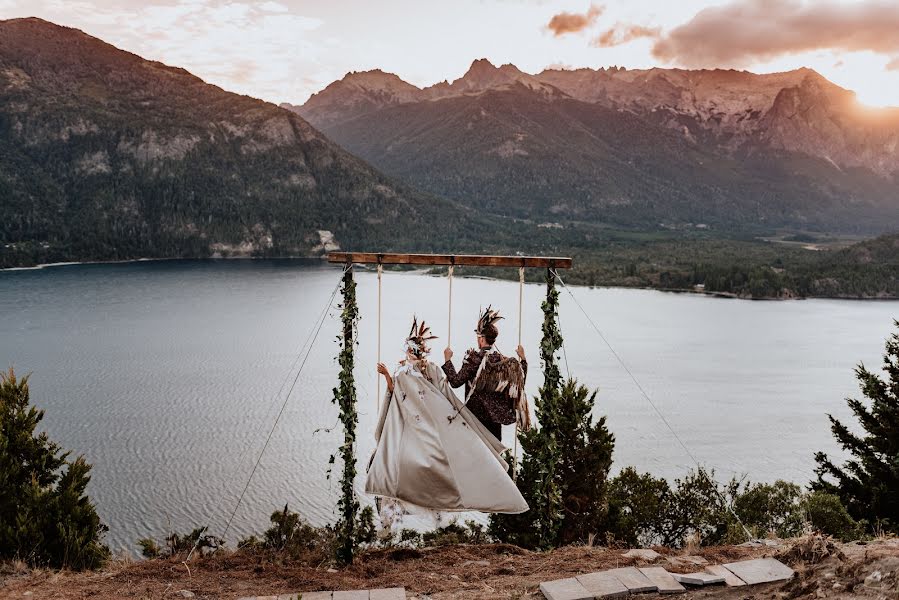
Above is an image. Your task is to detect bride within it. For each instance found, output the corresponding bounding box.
[365,317,528,514]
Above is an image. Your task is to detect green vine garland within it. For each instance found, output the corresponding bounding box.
[332,266,360,564]
[531,268,565,547]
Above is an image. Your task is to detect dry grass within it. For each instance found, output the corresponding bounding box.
[2,537,898,599]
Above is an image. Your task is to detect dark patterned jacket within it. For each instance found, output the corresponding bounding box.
[442,346,527,434]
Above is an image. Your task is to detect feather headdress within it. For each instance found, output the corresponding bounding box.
[404,315,438,359]
[474,305,503,336]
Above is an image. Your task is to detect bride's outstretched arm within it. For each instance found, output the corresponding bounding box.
[376,362,394,393]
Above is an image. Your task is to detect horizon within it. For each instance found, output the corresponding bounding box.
[1,0,898,109]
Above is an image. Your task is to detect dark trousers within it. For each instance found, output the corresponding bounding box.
[477,415,502,442]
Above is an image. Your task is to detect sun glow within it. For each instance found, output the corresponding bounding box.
[854,88,899,109]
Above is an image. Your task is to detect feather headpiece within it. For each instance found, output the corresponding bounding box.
[404,315,438,358]
[474,305,503,336]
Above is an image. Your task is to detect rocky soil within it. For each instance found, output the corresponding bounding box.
[2,536,898,600]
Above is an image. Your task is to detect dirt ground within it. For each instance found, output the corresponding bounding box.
[2,537,898,599]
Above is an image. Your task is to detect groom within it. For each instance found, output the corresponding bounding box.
[442,306,526,441]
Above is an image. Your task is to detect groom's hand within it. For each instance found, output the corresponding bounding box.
[443,347,453,362]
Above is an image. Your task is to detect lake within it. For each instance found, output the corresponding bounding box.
[1,259,895,552]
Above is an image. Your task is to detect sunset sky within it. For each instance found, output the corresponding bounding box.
[3,0,898,107]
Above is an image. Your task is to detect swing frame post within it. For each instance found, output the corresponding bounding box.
[334,261,361,565]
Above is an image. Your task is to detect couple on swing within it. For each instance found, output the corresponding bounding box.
[365,307,531,516]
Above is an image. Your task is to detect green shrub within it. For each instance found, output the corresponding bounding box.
[803,492,862,541]
[0,368,110,569]
[138,527,223,559]
[604,467,670,547]
[605,469,844,548]
[236,504,377,562]
[732,481,805,540]
[421,520,488,547]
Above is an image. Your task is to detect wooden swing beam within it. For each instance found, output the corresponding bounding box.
[327,252,572,269]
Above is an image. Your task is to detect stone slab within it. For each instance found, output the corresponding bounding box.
[576,571,629,598]
[623,548,662,561]
[671,572,725,586]
[332,592,369,600]
[705,565,747,587]
[721,558,794,585]
[608,566,658,593]
[638,567,686,594]
[298,593,333,600]
[369,589,405,600]
[539,577,594,600]
[666,555,708,568]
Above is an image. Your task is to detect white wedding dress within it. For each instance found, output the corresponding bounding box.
[365,359,528,514]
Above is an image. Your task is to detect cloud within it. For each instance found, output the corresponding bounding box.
[20,0,325,103]
[546,4,603,37]
[651,0,899,68]
[592,24,660,48]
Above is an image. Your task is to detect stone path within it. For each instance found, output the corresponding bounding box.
[638,567,685,594]
[721,558,796,585]
[236,557,795,600]
[539,556,794,599]
[237,588,405,600]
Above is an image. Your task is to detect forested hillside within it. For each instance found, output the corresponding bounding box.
[0,18,500,268]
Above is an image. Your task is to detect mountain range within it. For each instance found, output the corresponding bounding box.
[283,60,899,233]
[0,18,505,268]
[0,18,896,299]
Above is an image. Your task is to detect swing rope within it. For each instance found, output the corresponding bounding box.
[550,269,755,542]
[211,266,347,551]
[513,266,524,481]
[447,264,454,347]
[377,262,383,412]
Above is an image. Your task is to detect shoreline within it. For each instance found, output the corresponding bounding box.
[2,255,897,301]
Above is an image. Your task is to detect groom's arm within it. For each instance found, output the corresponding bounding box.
[442,350,479,388]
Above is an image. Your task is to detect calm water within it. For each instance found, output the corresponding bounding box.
[0,260,895,552]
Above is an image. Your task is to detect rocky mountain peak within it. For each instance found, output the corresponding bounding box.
[339,69,421,95]
[424,58,537,98]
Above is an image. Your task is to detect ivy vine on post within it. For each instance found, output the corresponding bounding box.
[531,267,565,547]
[332,264,360,564]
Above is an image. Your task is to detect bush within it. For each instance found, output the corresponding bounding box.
[138,527,223,559]
[803,492,862,541]
[0,368,110,569]
[604,468,857,548]
[235,504,377,562]
[605,467,732,547]
[421,520,488,547]
[604,467,669,547]
[732,481,805,540]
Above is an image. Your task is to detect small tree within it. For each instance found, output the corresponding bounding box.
[813,320,899,532]
[489,271,565,549]
[490,379,615,548]
[554,380,615,545]
[0,368,109,569]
